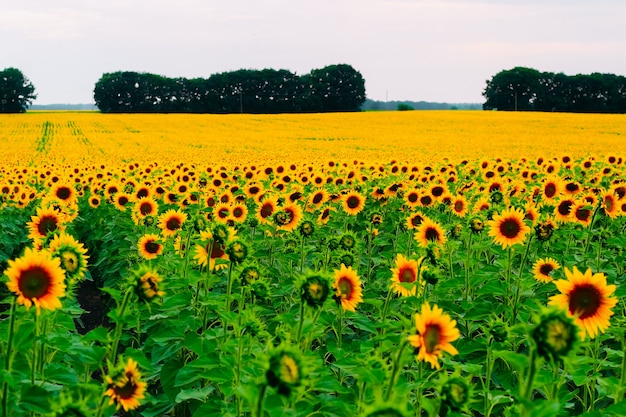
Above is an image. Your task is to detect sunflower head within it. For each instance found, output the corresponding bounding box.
[469,216,484,234]
[265,346,303,396]
[212,223,230,245]
[300,274,331,308]
[47,232,89,284]
[339,231,357,250]
[226,239,248,264]
[132,265,165,302]
[240,265,261,286]
[535,219,556,242]
[104,358,147,411]
[532,307,579,362]
[440,375,473,413]
[298,220,315,238]
[332,264,363,312]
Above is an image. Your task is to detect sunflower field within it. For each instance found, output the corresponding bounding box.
[1,110,626,417]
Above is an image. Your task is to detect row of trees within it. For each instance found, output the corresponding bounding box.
[93,64,366,113]
[483,67,626,113]
[0,68,37,113]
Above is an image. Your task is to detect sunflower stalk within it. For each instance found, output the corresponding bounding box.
[384,338,408,401]
[511,235,533,324]
[615,332,626,405]
[582,202,601,255]
[2,299,17,417]
[521,347,538,417]
[110,288,134,365]
[255,383,267,417]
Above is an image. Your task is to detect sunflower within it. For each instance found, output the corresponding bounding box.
[27,206,66,242]
[317,206,335,225]
[408,303,460,369]
[390,254,424,297]
[404,189,421,208]
[158,209,187,237]
[113,192,133,212]
[275,202,303,232]
[134,196,159,219]
[5,247,67,313]
[405,211,426,230]
[48,232,89,284]
[138,234,164,260]
[50,182,77,205]
[104,358,147,412]
[307,188,329,211]
[532,257,560,283]
[194,233,229,271]
[414,218,447,248]
[548,266,617,339]
[230,202,248,223]
[487,207,530,249]
[134,265,165,301]
[342,190,366,216]
[554,197,575,223]
[256,196,279,225]
[332,264,363,312]
[451,195,468,218]
[601,191,619,219]
[88,194,101,209]
[571,201,594,226]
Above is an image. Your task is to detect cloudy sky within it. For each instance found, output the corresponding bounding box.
[2,0,625,105]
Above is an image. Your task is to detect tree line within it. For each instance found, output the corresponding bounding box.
[93,64,366,113]
[0,68,37,113]
[483,67,626,113]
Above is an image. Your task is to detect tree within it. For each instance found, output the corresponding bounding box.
[0,68,37,113]
[302,64,366,112]
[483,67,541,111]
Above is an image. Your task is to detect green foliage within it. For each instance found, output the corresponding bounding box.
[94,64,367,114]
[0,68,37,113]
[483,67,626,113]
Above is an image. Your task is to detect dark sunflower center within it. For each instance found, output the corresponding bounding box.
[337,277,353,298]
[425,227,440,242]
[321,209,330,220]
[347,196,360,209]
[166,217,181,230]
[408,193,418,203]
[499,218,521,239]
[260,203,274,218]
[569,284,601,319]
[56,187,71,200]
[211,243,225,259]
[420,195,432,206]
[312,193,323,204]
[545,183,556,198]
[140,202,153,215]
[558,201,573,215]
[114,378,139,399]
[233,207,244,218]
[604,196,614,211]
[454,201,464,212]
[424,324,442,353]
[218,208,229,219]
[411,215,423,227]
[399,267,416,283]
[38,215,59,235]
[431,186,444,197]
[539,264,554,276]
[575,207,591,221]
[145,241,160,254]
[565,183,579,193]
[18,266,52,299]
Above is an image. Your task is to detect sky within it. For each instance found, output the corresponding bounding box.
[2,0,626,105]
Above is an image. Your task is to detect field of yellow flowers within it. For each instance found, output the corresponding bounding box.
[1,110,626,417]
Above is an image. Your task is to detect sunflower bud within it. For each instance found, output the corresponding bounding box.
[490,190,504,204]
[212,223,229,245]
[193,216,207,233]
[226,239,248,264]
[339,232,357,250]
[299,220,315,237]
[532,307,579,362]
[422,269,439,286]
[535,220,555,242]
[133,265,165,302]
[300,274,330,308]
[488,318,509,343]
[469,217,484,234]
[240,265,260,286]
[265,347,303,396]
[441,377,472,412]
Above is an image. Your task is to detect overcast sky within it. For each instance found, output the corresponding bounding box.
[2,0,625,105]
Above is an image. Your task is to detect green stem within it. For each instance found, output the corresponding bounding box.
[299,235,306,272]
[337,306,344,350]
[511,235,533,324]
[504,247,513,317]
[615,333,626,404]
[296,300,306,347]
[110,288,133,365]
[384,339,409,401]
[583,203,601,255]
[484,339,494,417]
[380,289,394,333]
[31,311,39,385]
[225,261,235,310]
[181,228,193,279]
[2,299,17,417]
[521,348,538,417]
[464,232,473,301]
[256,383,267,417]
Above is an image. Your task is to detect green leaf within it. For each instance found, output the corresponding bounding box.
[18,384,52,413]
[175,386,215,403]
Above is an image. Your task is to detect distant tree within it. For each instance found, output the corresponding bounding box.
[397,103,414,111]
[0,68,37,113]
[483,67,541,111]
[302,64,366,112]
